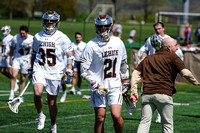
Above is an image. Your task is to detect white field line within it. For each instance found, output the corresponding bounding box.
[1,100,200,129]
[0,89,90,97]
[0,109,141,128]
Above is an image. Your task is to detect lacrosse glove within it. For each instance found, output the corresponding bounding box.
[92,83,108,97]
[122,83,131,95]
[28,68,33,80]
[62,74,72,84]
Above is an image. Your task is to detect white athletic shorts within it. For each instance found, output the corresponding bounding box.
[32,71,61,96]
[90,86,123,107]
[12,58,31,74]
[0,55,11,68]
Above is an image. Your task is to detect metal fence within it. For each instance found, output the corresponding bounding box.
[0,19,199,48]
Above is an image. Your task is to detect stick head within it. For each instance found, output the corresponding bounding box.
[123,94,137,115]
[7,97,24,113]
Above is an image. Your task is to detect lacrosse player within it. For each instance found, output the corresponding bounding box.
[69,32,86,95]
[1,25,20,96]
[9,25,33,101]
[31,11,73,133]
[80,14,129,133]
[137,22,170,58]
[130,37,200,133]
[60,32,86,102]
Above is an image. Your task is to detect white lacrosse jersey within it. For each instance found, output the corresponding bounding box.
[1,34,13,55]
[32,30,72,80]
[11,34,33,60]
[139,34,170,56]
[175,47,184,61]
[81,36,127,89]
[72,41,86,62]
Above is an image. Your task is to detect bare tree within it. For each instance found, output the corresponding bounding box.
[9,0,13,20]
[88,0,96,13]
[141,0,165,22]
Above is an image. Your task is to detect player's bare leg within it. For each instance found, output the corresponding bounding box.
[34,83,46,130]
[94,107,106,133]
[9,68,19,100]
[47,94,57,126]
[33,83,44,113]
[19,73,26,95]
[70,72,77,94]
[1,67,12,78]
[110,105,123,133]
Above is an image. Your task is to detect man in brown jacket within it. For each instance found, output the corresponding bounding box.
[130,37,200,133]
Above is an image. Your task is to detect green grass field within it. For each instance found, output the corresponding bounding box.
[0,76,200,133]
[1,19,194,46]
[0,19,200,132]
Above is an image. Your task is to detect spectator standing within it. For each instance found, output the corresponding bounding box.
[116,22,122,38]
[9,25,33,100]
[194,23,200,45]
[69,32,86,95]
[112,20,117,36]
[130,37,200,133]
[184,23,192,45]
[127,28,136,44]
[60,32,86,102]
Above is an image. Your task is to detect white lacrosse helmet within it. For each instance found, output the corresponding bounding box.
[42,10,60,35]
[1,25,11,36]
[95,14,113,41]
[150,34,163,51]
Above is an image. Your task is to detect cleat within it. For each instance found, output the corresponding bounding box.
[66,84,72,87]
[77,91,82,95]
[70,88,76,95]
[8,94,14,101]
[60,91,67,103]
[14,79,19,92]
[14,83,19,92]
[49,124,57,133]
[37,113,46,130]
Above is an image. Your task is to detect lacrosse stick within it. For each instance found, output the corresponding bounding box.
[123,94,137,115]
[122,83,137,115]
[7,79,31,113]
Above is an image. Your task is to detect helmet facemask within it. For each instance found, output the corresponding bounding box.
[95,24,113,41]
[150,34,163,51]
[42,11,60,35]
[95,15,113,41]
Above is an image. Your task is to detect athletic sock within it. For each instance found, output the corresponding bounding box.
[10,90,14,95]
[38,112,44,117]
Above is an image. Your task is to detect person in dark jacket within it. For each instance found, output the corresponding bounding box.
[130,37,200,133]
